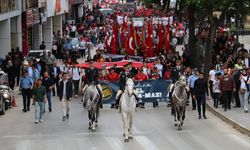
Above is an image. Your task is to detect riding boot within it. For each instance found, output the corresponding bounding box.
[96,86,103,108]
[133,93,139,107]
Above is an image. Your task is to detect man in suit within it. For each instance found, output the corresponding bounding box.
[50,61,61,96]
[58,72,73,121]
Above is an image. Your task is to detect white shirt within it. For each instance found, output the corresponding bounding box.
[71,67,81,80]
[155,64,163,78]
[213,79,221,93]
[71,25,76,32]
[240,76,248,90]
[209,69,216,81]
[98,43,104,50]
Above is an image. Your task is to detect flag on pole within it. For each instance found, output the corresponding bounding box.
[145,21,154,57]
[165,18,171,53]
[110,21,118,54]
[156,22,164,55]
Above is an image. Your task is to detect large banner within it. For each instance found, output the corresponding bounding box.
[100,79,171,104]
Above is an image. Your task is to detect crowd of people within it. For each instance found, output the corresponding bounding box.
[0,4,249,124]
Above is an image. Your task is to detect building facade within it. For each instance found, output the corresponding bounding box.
[0,0,22,57]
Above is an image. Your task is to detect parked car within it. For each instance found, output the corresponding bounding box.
[23,50,50,65]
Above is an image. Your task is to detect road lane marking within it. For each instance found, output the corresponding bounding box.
[165,135,193,150]
[135,136,159,150]
[105,137,123,150]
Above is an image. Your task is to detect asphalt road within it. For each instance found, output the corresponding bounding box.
[0,96,250,150]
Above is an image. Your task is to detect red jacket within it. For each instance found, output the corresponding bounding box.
[135,73,148,81]
[163,70,171,80]
[107,72,119,82]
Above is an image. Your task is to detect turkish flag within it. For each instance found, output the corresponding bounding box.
[156,23,164,55]
[121,16,128,48]
[165,23,170,53]
[110,21,118,54]
[145,21,154,57]
[125,23,135,56]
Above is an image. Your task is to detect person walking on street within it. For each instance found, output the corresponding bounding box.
[220,68,235,111]
[33,79,46,124]
[20,71,33,112]
[58,72,73,121]
[49,61,61,96]
[238,69,249,113]
[42,72,54,112]
[187,68,199,110]
[70,64,82,98]
[212,73,221,108]
[193,72,208,119]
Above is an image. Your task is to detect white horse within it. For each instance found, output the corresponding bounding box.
[120,78,137,142]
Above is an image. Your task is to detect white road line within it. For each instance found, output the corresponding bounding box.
[135,136,159,150]
[191,134,220,150]
[105,137,123,150]
[165,135,193,150]
[228,134,250,148]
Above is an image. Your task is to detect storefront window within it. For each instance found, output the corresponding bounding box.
[0,0,16,14]
[25,0,38,9]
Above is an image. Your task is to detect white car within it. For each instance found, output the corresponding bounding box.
[23,50,50,66]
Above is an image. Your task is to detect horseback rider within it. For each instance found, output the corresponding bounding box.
[115,64,138,108]
[82,60,102,107]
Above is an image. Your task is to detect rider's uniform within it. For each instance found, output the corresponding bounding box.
[115,67,138,105]
[82,66,102,104]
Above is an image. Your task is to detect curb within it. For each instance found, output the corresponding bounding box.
[206,102,250,137]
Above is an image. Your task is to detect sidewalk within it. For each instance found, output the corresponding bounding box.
[206,100,250,137]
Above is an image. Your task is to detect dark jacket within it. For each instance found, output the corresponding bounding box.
[58,80,73,100]
[194,78,208,96]
[119,71,133,90]
[49,66,61,82]
[85,68,99,84]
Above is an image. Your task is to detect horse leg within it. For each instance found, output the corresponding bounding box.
[88,111,92,130]
[174,107,178,126]
[95,107,99,127]
[181,107,186,126]
[92,111,96,132]
[178,108,183,130]
[122,112,129,142]
[128,113,133,139]
[176,109,182,130]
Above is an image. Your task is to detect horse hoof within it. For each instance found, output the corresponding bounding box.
[88,127,91,130]
[174,123,178,127]
[124,139,129,142]
[92,128,96,132]
[128,136,133,140]
[178,126,182,131]
[123,133,125,137]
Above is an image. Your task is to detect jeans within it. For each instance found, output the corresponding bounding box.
[222,91,233,110]
[73,80,80,96]
[35,102,45,121]
[196,94,206,116]
[46,91,52,110]
[22,88,31,110]
[239,91,249,111]
[213,93,220,108]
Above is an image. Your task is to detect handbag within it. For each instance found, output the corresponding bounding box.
[239,88,246,94]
